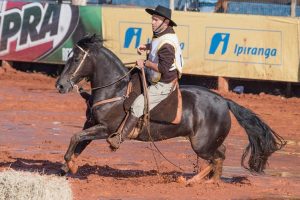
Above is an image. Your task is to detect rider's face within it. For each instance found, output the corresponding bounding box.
[151,14,169,33]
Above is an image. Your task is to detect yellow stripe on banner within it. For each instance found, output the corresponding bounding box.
[102,7,300,82]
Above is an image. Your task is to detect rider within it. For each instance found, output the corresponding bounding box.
[107,5,184,150]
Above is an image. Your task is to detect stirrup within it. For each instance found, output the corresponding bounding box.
[107,132,122,151]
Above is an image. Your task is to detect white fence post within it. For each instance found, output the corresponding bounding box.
[291,0,297,17]
[287,0,297,96]
[170,0,174,10]
[72,0,86,6]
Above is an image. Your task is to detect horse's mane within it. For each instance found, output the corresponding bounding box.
[77,34,104,50]
[77,34,128,75]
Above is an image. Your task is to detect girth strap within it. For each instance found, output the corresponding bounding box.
[92,97,124,108]
[91,79,133,109]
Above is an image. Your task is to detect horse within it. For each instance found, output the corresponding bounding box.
[55,35,285,184]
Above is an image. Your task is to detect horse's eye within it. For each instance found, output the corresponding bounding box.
[74,57,80,62]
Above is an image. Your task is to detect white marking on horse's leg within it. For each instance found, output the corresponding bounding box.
[61,162,69,173]
[186,165,213,186]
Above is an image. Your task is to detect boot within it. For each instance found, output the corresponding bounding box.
[107,113,139,150]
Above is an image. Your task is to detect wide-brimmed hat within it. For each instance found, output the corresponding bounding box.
[145,5,177,27]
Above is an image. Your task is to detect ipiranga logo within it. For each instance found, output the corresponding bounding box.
[205,27,282,65]
[124,27,142,49]
[209,33,230,55]
[233,43,277,59]
[119,21,189,58]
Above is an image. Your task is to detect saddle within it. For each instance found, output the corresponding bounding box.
[124,70,182,125]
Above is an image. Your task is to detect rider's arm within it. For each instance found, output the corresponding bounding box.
[137,43,151,55]
[144,60,159,72]
[157,43,177,82]
[144,43,175,73]
[145,43,151,50]
[156,43,175,73]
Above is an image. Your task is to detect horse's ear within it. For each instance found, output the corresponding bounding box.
[91,34,97,43]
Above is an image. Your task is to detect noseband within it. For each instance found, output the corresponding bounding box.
[71,44,89,79]
[67,44,89,93]
[67,44,89,91]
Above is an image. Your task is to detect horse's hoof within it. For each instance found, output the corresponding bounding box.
[66,156,78,174]
[176,176,186,184]
[185,180,196,187]
[107,135,121,151]
[58,169,68,176]
[108,145,118,152]
[205,178,222,186]
[185,183,193,187]
[58,163,69,176]
[67,161,78,174]
[205,179,217,184]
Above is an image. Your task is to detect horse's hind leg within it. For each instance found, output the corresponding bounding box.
[62,124,108,174]
[186,144,226,185]
[208,144,226,181]
[186,114,230,185]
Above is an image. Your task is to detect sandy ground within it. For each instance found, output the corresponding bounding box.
[0,65,299,200]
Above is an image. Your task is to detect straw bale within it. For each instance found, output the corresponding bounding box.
[0,170,72,200]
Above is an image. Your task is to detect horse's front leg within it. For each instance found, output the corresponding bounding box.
[63,124,109,174]
[73,119,95,157]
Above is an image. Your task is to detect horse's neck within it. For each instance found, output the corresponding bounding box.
[91,48,129,103]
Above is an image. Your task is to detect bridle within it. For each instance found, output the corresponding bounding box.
[67,44,89,90]
[68,44,136,107]
[71,44,89,80]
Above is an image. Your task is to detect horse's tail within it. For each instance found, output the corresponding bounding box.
[226,99,286,173]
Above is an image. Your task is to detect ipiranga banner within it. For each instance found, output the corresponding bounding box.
[0,2,299,82]
[103,7,300,82]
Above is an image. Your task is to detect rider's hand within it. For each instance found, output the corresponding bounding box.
[136,59,145,69]
[137,44,148,55]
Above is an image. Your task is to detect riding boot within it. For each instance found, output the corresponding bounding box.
[107,113,139,150]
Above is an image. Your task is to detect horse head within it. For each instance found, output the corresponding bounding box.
[56,35,102,94]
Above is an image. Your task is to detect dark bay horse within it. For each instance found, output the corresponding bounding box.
[55,35,285,184]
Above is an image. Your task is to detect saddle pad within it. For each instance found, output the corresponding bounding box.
[150,84,182,124]
[124,72,182,124]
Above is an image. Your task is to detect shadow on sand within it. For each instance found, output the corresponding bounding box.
[0,157,249,185]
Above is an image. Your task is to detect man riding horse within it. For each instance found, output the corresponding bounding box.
[107,5,184,150]
[56,16,285,181]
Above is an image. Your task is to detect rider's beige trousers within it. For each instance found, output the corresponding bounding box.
[131,81,175,118]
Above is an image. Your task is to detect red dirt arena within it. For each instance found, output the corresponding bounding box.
[0,65,299,200]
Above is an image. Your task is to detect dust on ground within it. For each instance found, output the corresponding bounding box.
[0,64,299,200]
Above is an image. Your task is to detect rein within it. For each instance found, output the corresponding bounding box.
[69,44,185,172]
[70,45,136,107]
[91,66,136,91]
[140,68,185,172]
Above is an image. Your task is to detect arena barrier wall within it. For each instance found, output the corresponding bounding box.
[0,2,299,82]
[102,7,300,82]
[0,1,102,64]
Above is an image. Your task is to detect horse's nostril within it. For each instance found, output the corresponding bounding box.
[56,84,64,90]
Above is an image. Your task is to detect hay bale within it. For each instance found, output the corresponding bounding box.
[0,170,72,200]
